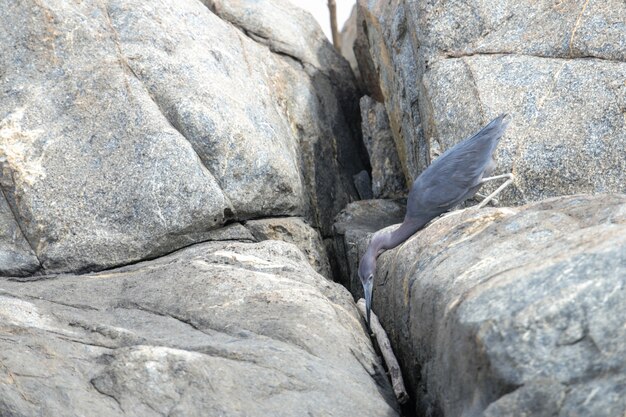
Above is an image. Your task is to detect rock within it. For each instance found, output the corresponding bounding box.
[332,199,406,298]
[340,5,361,85]
[422,55,626,205]
[335,194,626,416]
[0,0,364,275]
[353,170,374,200]
[360,96,407,199]
[198,222,256,242]
[405,0,625,63]
[0,240,399,417]
[356,0,626,203]
[354,6,384,101]
[356,0,427,183]
[0,194,40,276]
[244,217,331,278]
[203,0,368,236]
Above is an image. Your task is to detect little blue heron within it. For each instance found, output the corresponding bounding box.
[358,114,514,325]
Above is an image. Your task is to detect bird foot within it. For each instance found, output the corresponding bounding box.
[475,193,499,206]
[477,173,515,209]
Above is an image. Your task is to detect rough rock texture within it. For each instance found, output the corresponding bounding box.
[0,0,364,274]
[353,169,374,200]
[356,0,426,182]
[335,194,626,416]
[354,5,384,102]
[356,0,626,202]
[198,222,256,242]
[203,0,368,236]
[340,5,361,85]
[332,199,406,298]
[245,217,331,278]
[0,193,40,276]
[0,240,398,417]
[360,95,407,199]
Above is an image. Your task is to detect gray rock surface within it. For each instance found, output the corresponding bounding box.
[360,95,407,199]
[0,193,40,276]
[245,217,331,278]
[203,0,368,236]
[353,170,374,200]
[356,0,626,203]
[356,0,426,183]
[353,5,385,103]
[422,55,626,205]
[0,240,398,417]
[335,194,626,416]
[0,0,364,275]
[340,5,361,85]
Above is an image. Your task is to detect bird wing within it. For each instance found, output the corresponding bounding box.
[409,115,509,213]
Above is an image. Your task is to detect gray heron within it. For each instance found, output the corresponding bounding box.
[358,114,514,325]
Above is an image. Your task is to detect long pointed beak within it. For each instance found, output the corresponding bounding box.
[363,281,373,327]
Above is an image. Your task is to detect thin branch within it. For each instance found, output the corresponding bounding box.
[357,298,409,404]
[327,0,341,51]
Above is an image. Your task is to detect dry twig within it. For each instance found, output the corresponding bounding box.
[357,298,409,404]
[327,0,341,50]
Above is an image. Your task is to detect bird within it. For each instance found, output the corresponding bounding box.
[358,114,514,326]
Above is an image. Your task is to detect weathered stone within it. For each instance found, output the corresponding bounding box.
[353,170,374,200]
[356,0,626,203]
[405,0,625,64]
[202,0,368,236]
[422,55,626,205]
[360,95,407,199]
[340,5,361,85]
[200,222,256,242]
[332,199,406,298]
[245,217,331,278]
[109,0,306,218]
[0,193,39,276]
[356,0,427,183]
[0,240,398,417]
[0,0,364,274]
[354,5,384,102]
[336,194,626,416]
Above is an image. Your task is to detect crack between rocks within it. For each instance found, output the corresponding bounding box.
[192,344,311,381]
[30,213,324,278]
[56,334,116,349]
[0,289,100,311]
[90,378,124,413]
[439,50,621,64]
[198,2,354,91]
[100,0,235,214]
[568,0,590,56]
[6,272,59,282]
[122,62,236,213]
[0,186,42,271]
[207,12,307,69]
[116,302,210,335]
[119,301,320,358]
[461,58,486,121]
[55,234,251,276]
[0,363,38,405]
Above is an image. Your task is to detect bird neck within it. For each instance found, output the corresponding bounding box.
[367,216,427,259]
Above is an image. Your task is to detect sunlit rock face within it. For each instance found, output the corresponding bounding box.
[355,0,626,203]
[0,0,365,274]
[334,194,626,416]
[0,240,399,416]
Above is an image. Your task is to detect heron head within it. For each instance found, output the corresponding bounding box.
[358,253,375,326]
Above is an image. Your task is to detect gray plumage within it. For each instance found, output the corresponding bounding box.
[359,114,510,325]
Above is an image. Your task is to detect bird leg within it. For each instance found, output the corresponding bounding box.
[477,173,515,209]
[474,193,499,206]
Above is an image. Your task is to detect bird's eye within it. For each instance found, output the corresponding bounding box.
[368,274,373,281]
